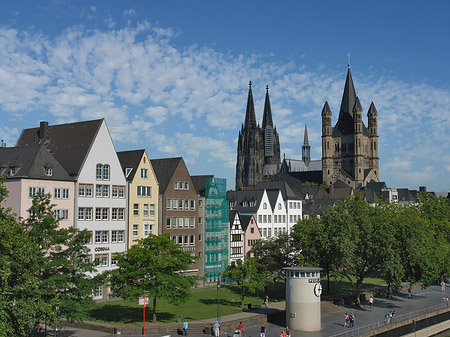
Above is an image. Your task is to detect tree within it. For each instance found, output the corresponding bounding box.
[109,234,199,322]
[222,257,265,309]
[250,232,301,288]
[24,193,98,324]
[293,193,398,305]
[0,177,41,336]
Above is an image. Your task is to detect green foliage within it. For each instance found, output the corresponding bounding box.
[250,232,302,282]
[109,234,200,322]
[222,258,265,309]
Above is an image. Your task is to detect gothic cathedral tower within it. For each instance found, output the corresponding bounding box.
[236,82,280,190]
[321,66,379,188]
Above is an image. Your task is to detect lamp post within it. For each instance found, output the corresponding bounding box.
[217,280,221,323]
[55,305,59,337]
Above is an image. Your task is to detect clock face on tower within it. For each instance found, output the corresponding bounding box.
[314,283,322,297]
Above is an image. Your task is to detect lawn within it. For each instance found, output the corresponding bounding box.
[88,285,267,325]
[87,277,386,325]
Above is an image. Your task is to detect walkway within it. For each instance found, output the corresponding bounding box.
[54,285,449,337]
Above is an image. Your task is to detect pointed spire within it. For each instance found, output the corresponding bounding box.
[352,96,363,112]
[339,67,357,117]
[303,120,309,146]
[244,81,257,129]
[321,101,332,116]
[367,102,378,116]
[262,85,273,128]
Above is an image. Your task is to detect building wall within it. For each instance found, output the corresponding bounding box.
[160,161,202,276]
[127,151,159,248]
[230,213,245,263]
[244,217,261,256]
[75,121,127,291]
[4,178,75,229]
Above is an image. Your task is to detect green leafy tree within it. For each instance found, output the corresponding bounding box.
[223,257,265,309]
[24,193,98,324]
[250,232,302,290]
[0,177,41,336]
[109,234,199,322]
[293,193,398,305]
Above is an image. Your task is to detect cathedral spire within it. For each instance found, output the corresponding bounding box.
[340,67,357,117]
[302,120,311,166]
[244,81,257,129]
[303,120,309,146]
[262,85,273,128]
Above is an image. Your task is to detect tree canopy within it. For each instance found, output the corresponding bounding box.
[109,234,199,322]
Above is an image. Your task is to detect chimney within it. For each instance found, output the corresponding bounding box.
[419,186,427,193]
[39,121,49,141]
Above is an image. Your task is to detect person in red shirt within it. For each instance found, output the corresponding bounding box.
[237,322,244,336]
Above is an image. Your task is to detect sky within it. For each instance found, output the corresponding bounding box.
[1,0,449,192]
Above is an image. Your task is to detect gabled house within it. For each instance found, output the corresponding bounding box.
[16,119,127,299]
[150,157,203,277]
[0,144,75,228]
[118,150,159,247]
[229,211,261,263]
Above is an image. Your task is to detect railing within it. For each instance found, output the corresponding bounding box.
[327,302,448,337]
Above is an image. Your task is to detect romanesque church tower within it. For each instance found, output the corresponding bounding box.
[236,82,280,190]
[321,66,379,188]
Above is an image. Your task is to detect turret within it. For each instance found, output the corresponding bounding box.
[321,101,333,182]
[262,85,274,159]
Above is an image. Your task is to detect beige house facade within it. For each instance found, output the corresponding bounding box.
[118,150,159,248]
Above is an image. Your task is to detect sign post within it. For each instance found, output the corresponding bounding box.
[139,296,149,335]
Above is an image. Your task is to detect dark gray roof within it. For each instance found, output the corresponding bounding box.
[287,170,323,185]
[239,214,254,232]
[364,181,387,193]
[228,189,264,212]
[229,209,238,224]
[191,175,214,197]
[360,189,378,203]
[398,188,416,202]
[117,149,145,182]
[0,145,73,181]
[266,190,279,210]
[16,119,103,177]
[150,157,183,194]
[253,180,300,200]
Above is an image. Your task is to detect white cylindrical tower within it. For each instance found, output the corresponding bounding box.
[284,267,322,332]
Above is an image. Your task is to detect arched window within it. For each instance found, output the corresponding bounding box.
[103,164,110,180]
[96,164,103,180]
[263,203,267,209]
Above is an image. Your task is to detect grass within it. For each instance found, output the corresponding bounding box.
[87,277,386,325]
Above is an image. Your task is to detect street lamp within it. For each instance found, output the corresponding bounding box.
[217,280,221,323]
[55,305,59,337]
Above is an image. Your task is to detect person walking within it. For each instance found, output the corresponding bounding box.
[183,320,188,335]
[408,286,412,298]
[386,311,392,324]
[285,325,291,337]
[344,313,349,327]
[349,312,355,328]
[369,296,374,311]
[280,329,286,337]
[237,322,244,336]
[441,280,446,292]
[260,324,266,337]
[214,321,220,337]
[264,295,269,309]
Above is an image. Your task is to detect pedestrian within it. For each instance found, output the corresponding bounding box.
[344,313,349,327]
[349,312,355,328]
[285,325,291,337]
[408,286,412,298]
[280,329,286,337]
[386,311,392,324]
[369,296,374,311]
[214,320,220,337]
[237,321,244,336]
[260,324,266,337]
[183,320,188,335]
[264,295,269,309]
[441,280,446,292]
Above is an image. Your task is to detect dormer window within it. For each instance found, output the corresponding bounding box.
[45,167,53,176]
[125,168,133,178]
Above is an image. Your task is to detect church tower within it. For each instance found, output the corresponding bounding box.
[321,65,380,188]
[302,121,311,167]
[236,82,280,190]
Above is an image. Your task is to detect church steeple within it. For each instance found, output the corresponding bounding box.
[335,67,357,135]
[302,120,311,166]
[262,85,273,128]
[244,81,257,129]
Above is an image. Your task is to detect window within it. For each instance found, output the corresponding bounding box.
[149,204,155,216]
[53,209,69,220]
[268,228,272,237]
[118,231,124,242]
[232,234,242,242]
[263,215,267,223]
[79,207,93,220]
[29,187,45,198]
[112,208,124,220]
[94,254,108,267]
[190,200,195,210]
[179,182,183,189]
[96,164,110,180]
[111,255,118,266]
[53,188,69,199]
[166,217,172,229]
[125,168,133,177]
[258,215,262,223]
[78,185,85,197]
[111,231,125,243]
[96,185,102,197]
[178,199,183,210]
[141,168,148,179]
[184,182,189,190]
[166,199,172,210]
[137,186,151,197]
[133,224,138,237]
[184,199,189,210]
[95,231,101,243]
[231,247,242,255]
[190,235,194,246]
[143,204,149,217]
[178,217,184,228]
[190,217,195,228]
[111,230,117,243]
[133,204,139,216]
[278,203,281,210]
[144,224,149,237]
[103,165,110,180]
[199,199,203,207]
[251,227,254,234]
[96,164,103,180]
[174,181,178,189]
[263,228,267,237]
[112,186,118,198]
[94,286,103,298]
[268,215,271,223]
[102,231,108,243]
[45,167,53,176]
[199,217,202,224]
[95,208,109,220]
[199,234,203,241]
[103,185,109,197]
[184,235,189,246]
[263,203,267,209]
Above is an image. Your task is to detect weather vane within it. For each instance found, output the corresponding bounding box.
[347,52,351,67]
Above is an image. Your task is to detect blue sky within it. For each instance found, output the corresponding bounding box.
[1,1,449,192]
